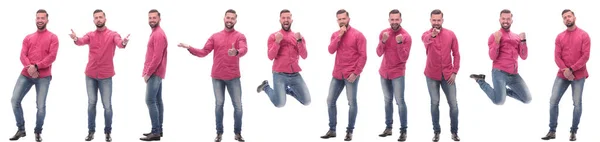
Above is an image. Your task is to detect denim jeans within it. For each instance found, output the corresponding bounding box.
[212,77,243,134]
[548,77,585,133]
[327,76,359,133]
[86,76,113,133]
[425,76,458,133]
[145,75,164,134]
[262,72,311,107]
[476,68,532,105]
[380,76,407,132]
[11,75,52,133]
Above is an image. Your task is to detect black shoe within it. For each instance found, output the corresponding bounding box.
[143,132,163,137]
[344,132,352,141]
[452,133,460,141]
[85,132,94,141]
[378,128,392,137]
[214,134,222,142]
[432,132,440,142]
[469,74,486,80]
[140,133,161,141]
[570,132,576,141]
[105,133,112,142]
[35,133,42,142]
[541,131,556,140]
[320,130,336,139]
[235,133,245,142]
[257,80,268,93]
[8,130,26,141]
[398,132,407,141]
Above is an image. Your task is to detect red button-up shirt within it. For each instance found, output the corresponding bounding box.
[267,29,307,73]
[143,25,168,79]
[487,29,528,74]
[555,27,590,80]
[188,29,248,80]
[20,29,59,78]
[377,28,412,79]
[74,28,127,79]
[421,28,460,81]
[328,26,368,80]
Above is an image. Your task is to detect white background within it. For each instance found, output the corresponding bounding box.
[0,0,597,142]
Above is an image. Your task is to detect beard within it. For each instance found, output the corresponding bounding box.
[501,22,511,30]
[390,23,400,31]
[281,22,291,31]
[225,22,235,29]
[431,24,441,29]
[565,21,574,27]
[149,22,159,28]
[95,22,105,28]
[36,22,46,30]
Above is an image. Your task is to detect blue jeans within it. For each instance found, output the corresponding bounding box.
[425,76,458,133]
[262,72,311,107]
[327,76,359,133]
[86,76,113,133]
[11,75,52,133]
[145,75,164,134]
[212,78,243,134]
[549,77,585,133]
[381,76,407,132]
[476,68,532,105]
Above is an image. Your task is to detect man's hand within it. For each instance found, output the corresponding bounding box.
[563,68,575,81]
[339,26,347,37]
[228,43,238,56]
[69,29,77,41]
[144,75,150,83]
[431,28,440,38]
[382,32,389,43]
[177,43,191,49]
[347,73,358,83]
[123,34,131,45]
[494,30,502,44]
[396,34,403,44]
[294,32,302,41]
[519,32,526,41]
[447,73,457,85]
[27,65,39,78]
[275,32,283,43]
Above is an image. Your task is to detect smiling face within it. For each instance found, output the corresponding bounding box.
[280,12,293,31]
[35,12,48,30]
[148,12,160,28]
[499,13,512,30]
[224,12,237,29]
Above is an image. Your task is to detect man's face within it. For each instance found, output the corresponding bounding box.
[562,11,575,28]
[430,14,443,29]
[93,12,106,28]
[35,13,48,30]
[389,13,401,30]
[499,13,512,29]
[224,13,237,29]
[148,12,160,28]
[336,12,349,27]
[280,12,293,31]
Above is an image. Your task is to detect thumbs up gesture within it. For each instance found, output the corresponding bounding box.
[228,42,238,56]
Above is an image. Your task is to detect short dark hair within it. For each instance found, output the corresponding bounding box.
[225,9,237,17]
[430,9,443,17]
[149,9,160,17]
[280,9,291,16]
[336,9,349,17]
[500,9,512,16]
[93,9,105,16]
[389,9,401,17]
[562,9,574,16]
[36,9,48,18]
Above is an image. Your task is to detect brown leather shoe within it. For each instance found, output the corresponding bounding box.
[378,128,392,137]
[139,133,161,141]
[398,132,407,141]
[570,132,576,141]
[8,130,26,141]
[344,132,352,141]
[234,133,245,142]
[452,133,460,141]
[320,130,336,139]
[214,134,222,142]
[541,131,556,140]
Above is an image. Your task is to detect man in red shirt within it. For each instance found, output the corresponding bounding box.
[421,9,461,142]
[9,9,58,142]
[256,9,311,107]
[469,9,532,106]
[375,9,412,142]
[140,9,168,141]
[178,9,247,142]
[540,9,590,142]
[69,9,130,142]
[320,9,367,141]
